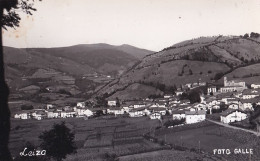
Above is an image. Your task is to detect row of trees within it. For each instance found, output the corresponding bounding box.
[243,32,260,39]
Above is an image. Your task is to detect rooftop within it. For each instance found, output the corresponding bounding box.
[185,110,206,115]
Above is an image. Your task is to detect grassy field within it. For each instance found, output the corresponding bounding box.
[154,121,260,161]
[9,117,260,161]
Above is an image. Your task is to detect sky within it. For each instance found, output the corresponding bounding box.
[2,0,260,51]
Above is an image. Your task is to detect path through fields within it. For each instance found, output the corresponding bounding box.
[206,119,260,136]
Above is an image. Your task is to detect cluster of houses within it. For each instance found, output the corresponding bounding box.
[106,77,259,124]
[14,103,95,120]
[14,77,260,126]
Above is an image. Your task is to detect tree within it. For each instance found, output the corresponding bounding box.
[243,33,249,38]
[1,0,41,30]
[39,122,77,161]
[189,69,193,75]
[250,32,260,38]
[1,1,41,160]
[188,91,201,104]
[116,97,120,107]
[21,105,34,110]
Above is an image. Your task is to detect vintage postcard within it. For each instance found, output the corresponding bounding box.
[1,0,260,160]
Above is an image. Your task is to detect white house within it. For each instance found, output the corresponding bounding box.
[251,84,260,89]
[175,90,183,96]
[122,106,131,113]
[143,108,151,116]
[107,107,124,115]
[14,112,30,120]
[77,102,86,108]
[164,94,173,99]
[150,107,167,115]
[193,103,207,111]
[220,110,247,124]
[150,112,161,120]
[133,103,146,109]
[172,110,186,120]
[74,108,93,117]
[46,109,56,118]
[61,110,76,118]
[46,104,54,110]
[226,98,240,105]
[242,89,259,99]
[33,111,46,120]
[207,100,220,107]
[239,99,254,111]
[212,105,221,109]
[108,100,117,106]
[185,110,206,124]
[129,108,144,117]
[207,86,217,95]
[156,102,167,108]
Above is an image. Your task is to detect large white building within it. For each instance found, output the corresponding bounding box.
[251,84,260,89]
[185,110,206,124]
[220,77,247,93]
[107,100,117,106]
[207,86,217,95]
[220,110,247,124]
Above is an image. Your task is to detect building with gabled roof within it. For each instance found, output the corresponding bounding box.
[149,107,167,115]
[239,98,260,111]
[107,107,124,115]
[172,110,186,120]
[14,111,31,120]
[220,77,247,93]
[150,112,161,120]
[185,110,206,124]
[129,107,146,117]
[251,83,260,89]
[242,89,260,99]
[220,109,247,124]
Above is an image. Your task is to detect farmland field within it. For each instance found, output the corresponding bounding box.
[9,117,260,161]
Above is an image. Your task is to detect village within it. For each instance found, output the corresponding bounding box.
[13,77,260,127]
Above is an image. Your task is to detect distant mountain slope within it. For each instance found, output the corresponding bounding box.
[4,44,154,77]
[96,34,260,99]
[117,44,154,59]
[3,44,154,95]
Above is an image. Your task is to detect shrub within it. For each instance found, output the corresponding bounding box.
[21,105,33,110]
[164,118,185,128]
[214,72,224,80]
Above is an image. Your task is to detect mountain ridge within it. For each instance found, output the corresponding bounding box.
[95,34,260,100]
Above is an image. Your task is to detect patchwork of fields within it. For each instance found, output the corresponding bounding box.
[9,117,260,161]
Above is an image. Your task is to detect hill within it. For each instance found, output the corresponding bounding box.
[3,44,154,106]
[96,34,260,99]
[4,44,154,77]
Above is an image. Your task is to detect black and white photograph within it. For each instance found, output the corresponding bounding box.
[0,0,260,160]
